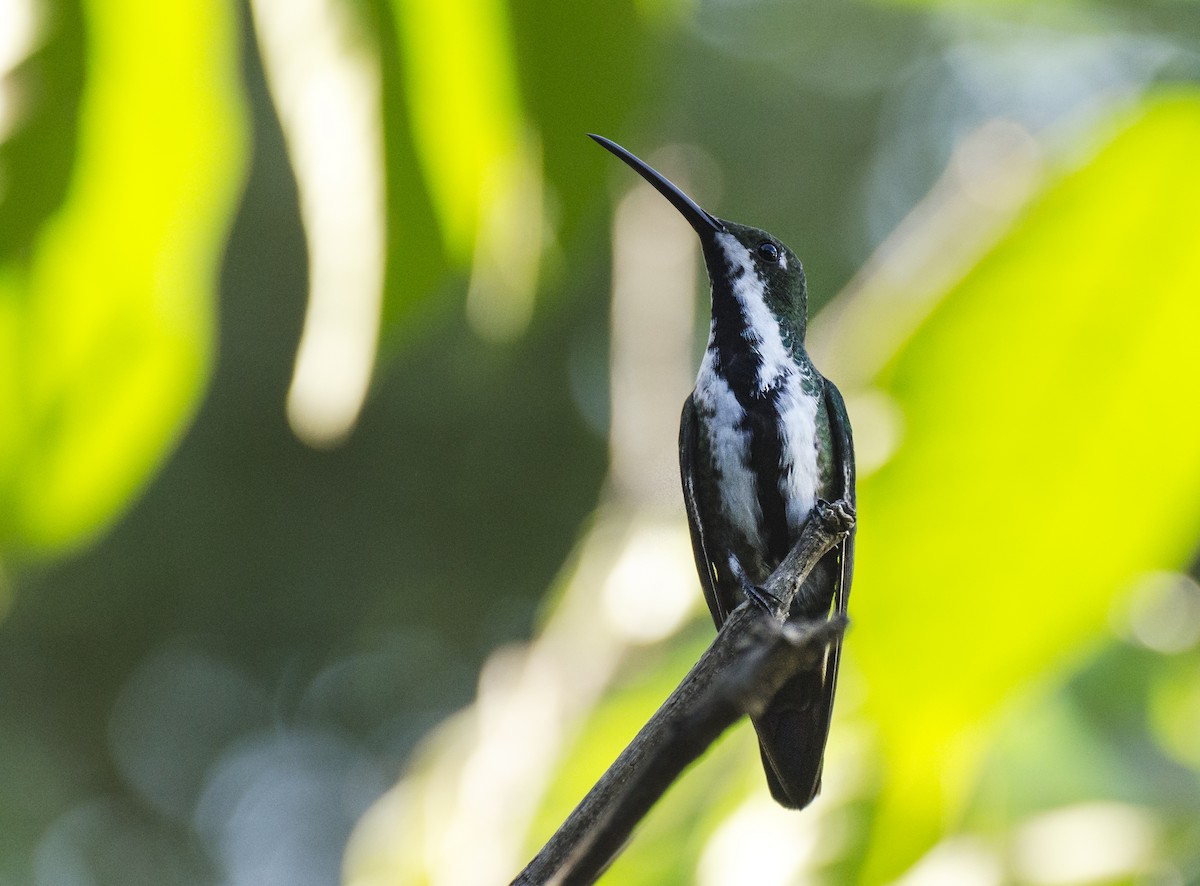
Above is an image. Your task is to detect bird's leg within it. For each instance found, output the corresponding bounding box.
[727,555,783,617]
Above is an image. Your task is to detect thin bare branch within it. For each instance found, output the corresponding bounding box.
[511,500,856,886]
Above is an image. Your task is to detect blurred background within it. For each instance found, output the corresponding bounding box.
[3,0,1200,884]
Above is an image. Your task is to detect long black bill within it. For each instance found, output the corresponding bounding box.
[590,134,725,235]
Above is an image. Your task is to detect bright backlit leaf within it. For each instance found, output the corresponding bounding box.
[852,92,1200,882]
[0,0,247,560]
[389,0,542,341]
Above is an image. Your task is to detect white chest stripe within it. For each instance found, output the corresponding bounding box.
[776,376,820,529]
[694,347,763,550]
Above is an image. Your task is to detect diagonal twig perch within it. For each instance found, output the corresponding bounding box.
[511,499,856,886]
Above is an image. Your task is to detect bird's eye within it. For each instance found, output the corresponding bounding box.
[757,241,780,263]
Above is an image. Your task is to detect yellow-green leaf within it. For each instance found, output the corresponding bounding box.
[854,92,1200,882]
[0,0,247,559]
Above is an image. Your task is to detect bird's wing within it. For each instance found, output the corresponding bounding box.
[822,377,856,616]
[680,394,728,628]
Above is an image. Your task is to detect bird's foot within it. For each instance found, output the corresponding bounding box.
[814,498,855,534]
[728,554,782,616]
[744,583,783,614]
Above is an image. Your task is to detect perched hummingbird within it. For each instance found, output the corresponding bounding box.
[592,134,855,809]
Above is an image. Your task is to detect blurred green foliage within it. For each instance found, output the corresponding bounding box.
[1,0,1199,884]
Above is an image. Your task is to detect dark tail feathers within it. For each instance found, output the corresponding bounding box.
[751,642,839,809]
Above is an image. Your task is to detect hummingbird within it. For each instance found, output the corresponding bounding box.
[592,134,855,809]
